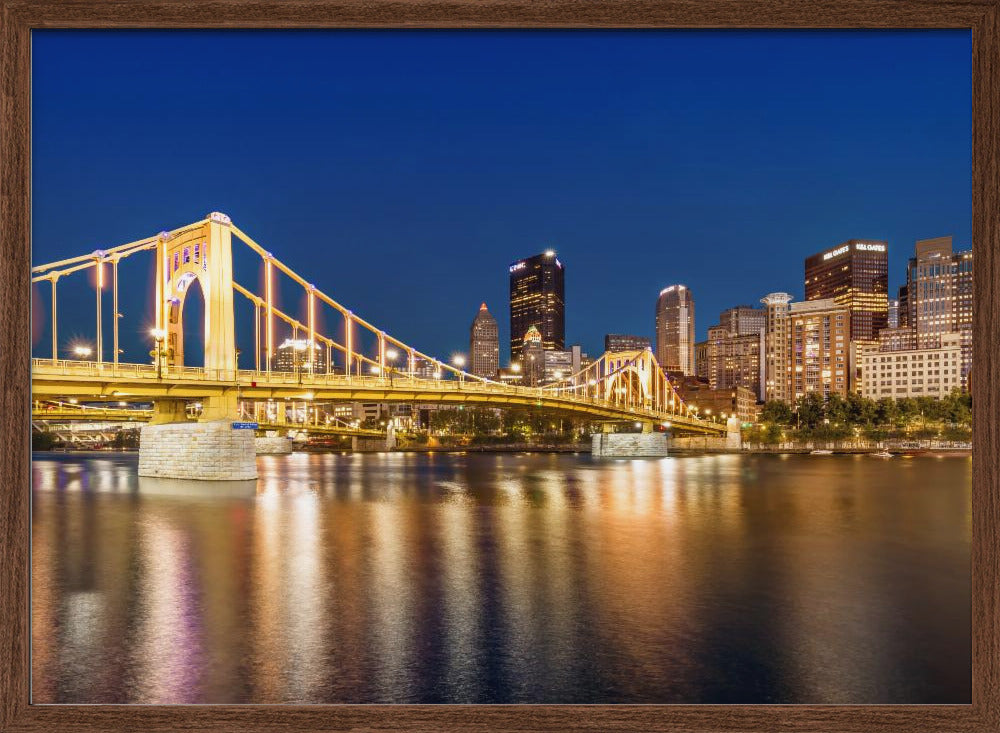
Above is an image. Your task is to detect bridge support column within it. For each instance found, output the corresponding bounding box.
[591,431,669,458]
[726,416,742,449]
[139,393,256,481]
[352,435,394,452]
[200,392,238,422]
[149,399,189,424]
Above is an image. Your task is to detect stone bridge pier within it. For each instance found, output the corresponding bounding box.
[591,422,670,458]
[138,394,257,481]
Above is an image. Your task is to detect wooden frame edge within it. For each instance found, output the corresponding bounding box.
[2,1,998,731]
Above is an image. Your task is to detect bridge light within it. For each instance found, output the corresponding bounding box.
[370,366,381,374]
[634,422,642,429]
[433,370,442,379]
[118,401,127,407]
[385,348,398,361]
[662,421,671,428]
[510,362,521,373]
[452,355,466,368]
[150,328,166,341]
[73,345,93,358]
[69,398,78,404]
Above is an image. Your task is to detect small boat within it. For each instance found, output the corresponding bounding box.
[809,449,833,455]
[871,450,893,458]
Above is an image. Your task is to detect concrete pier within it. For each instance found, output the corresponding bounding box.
[139,419,257,480]
[591,432,670,458]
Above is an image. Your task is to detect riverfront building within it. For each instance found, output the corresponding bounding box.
[672,375,759,424]
[469,303,500,380]
[804,239,889,343]
[509,250,565,363]
[860,332,964,400]
[655,285,695,375]
[761,294,850,403]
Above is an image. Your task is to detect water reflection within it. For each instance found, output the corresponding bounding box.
[31,452,971,704]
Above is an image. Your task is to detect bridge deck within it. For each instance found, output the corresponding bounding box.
[31,359,727,436]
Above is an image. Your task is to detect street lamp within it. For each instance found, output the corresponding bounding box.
[150,328,167,379]
[385,348,398,386]
[73,344,93,360]
[452,355,466,386]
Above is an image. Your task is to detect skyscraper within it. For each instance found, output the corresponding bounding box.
[904,236,973,384]
[469,302,499,380]
[509,250,565,364]
[272,338,328,374]
[655,285,695,374]
[804,239,888,342]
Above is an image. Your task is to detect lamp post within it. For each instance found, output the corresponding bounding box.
[150,328,167,380]
[385,348,398,387]
[452,355,466,387]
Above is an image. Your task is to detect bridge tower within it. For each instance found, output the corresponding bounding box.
[157,211,238,375]
[139,212,255,481]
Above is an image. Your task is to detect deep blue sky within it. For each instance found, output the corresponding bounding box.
[32,30,970,365]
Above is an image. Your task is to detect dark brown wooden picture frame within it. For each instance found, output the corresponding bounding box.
[2,1,998,731]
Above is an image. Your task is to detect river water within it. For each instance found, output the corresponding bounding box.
[31,451,970,704]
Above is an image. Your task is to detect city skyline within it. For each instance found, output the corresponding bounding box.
[32,30,970,363]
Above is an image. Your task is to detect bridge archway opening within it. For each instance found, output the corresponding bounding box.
[166,273,206,368]
[607,367,647,407]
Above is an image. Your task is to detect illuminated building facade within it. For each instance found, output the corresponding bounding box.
[604,334,651,352]
[509,250,565,363]
[697,324,765,401]
[718,305,766,336]
[272,338,327,374]
[469,302,499,380]
[655,285,695,374]
[761,294,850,403]
[904,236,973,385]
[888,299,900,329]
[860,332,963,400]
[761,293,792,403]
[521,326,545,386]
[804,239,888,342]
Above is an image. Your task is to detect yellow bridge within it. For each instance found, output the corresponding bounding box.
[31,212,727,479]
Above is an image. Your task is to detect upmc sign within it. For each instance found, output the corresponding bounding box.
[823,242,885,260]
